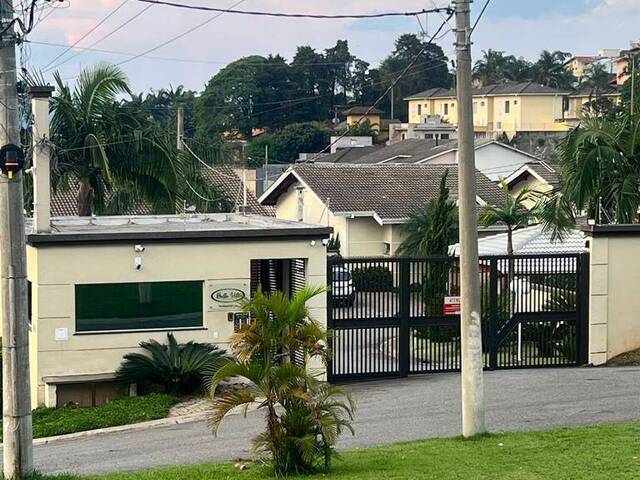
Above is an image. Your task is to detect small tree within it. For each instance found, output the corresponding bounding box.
[397,170,458,257]
[479,180,537,256]
[208,287,355,475]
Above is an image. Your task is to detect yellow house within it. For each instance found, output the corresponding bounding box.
[259,164,506,257]
[564,56,595,80]
[564,85,622,125]
[26,214,331,407]
[405,82,571,137]
[342,106,383,133]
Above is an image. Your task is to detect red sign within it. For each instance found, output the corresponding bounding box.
[443,296,461,316]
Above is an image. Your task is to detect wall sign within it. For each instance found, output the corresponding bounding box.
[208,282,249,311]
[443,296,461,316]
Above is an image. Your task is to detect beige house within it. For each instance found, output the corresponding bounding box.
[564,56,596,80]
[342,106,384,133]
[564,85,622,126]
[259,164,505,257]
[504,161,561,209]
[405,82,571,137]
[26,214,331,407]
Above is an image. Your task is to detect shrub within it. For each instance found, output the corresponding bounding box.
[116,333,229,396]
[209,287,355,476]
[352,266,393,292]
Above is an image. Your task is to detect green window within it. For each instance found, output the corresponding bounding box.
[75,281,203,332]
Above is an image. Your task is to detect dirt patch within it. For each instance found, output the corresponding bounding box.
[607,348,640,366]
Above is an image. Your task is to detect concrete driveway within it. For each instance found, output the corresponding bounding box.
[28,366,640,475]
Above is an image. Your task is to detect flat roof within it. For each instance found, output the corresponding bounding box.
[27,213,332,245]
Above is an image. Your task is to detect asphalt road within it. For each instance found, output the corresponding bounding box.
[29,366,640,475]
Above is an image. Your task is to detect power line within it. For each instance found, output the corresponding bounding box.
[317,14,453,156]
[43,3,155,72]
[136,0,453,19]
[40,0,130,71]
[114,0,247,68]
[470,0,492,34]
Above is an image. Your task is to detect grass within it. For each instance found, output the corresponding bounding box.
[0,393,179,442]
[23,421,640,480]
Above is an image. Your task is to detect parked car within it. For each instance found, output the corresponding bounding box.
[332,267,356,306]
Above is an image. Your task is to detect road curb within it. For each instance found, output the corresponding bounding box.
[14,412,209,447]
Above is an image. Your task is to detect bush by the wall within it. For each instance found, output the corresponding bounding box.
[351,266,394,292]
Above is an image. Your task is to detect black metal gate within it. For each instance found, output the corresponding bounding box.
[327,254,589,382]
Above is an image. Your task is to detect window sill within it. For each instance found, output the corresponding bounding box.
[74,326,208,336]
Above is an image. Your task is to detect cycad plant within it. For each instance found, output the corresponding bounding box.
[208,287,355,475]
[116,333,228,395]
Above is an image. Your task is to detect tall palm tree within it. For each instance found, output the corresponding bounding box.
[479,180,537,256]
[51,63,230,216]
[581,63,613,102]
[472,50,509,86]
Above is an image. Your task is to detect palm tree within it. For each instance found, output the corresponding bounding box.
[397,170,458,257]
[208,287,355,475]
[479,180,537,256]
[473,50,509,86]
[51,63,230,216]
[581,63,613,102]
[532,50,576,89]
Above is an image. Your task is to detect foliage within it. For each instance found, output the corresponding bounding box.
[479,180,537,255]
[379,34,452,120]
[539,110,640,238]
[397,170,458,257]
[50,64,231,216]
[336,119,378,140]
[531,50,576,89]
[351,266,394,292]
[244,122,332,166]
[327,233,341,254]
[0,393,178,441]
[208,287,355,476]
[580,63,614,101]
[43,422,640,479]
[116,333,229,396]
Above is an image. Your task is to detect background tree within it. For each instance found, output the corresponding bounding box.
[379,34,452,120]
[581,63,613,101]
[473,50,532,86]
[479,180,537,255]
[397,170,458,257]
[51,64,231,216]
[531,50,576,89]
[244,122,332,166]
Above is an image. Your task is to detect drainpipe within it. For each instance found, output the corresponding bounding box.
[30,86,54,233]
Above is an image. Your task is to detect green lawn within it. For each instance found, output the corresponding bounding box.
[32,421,640,480]
[0,393,179,441]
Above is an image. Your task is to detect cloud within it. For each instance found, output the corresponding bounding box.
[26,0,640,92]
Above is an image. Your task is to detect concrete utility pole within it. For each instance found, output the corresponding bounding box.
[0,0,34,477]
[454,0,486,438]
[176,103,185,151]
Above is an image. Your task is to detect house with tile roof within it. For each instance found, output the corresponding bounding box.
[316,138,542,181]
[504,160,561,209]
[49,165,274,217]
[259,163,505,256]
[404,81,572,137]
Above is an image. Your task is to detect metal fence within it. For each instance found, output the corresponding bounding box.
[327,254,589,382]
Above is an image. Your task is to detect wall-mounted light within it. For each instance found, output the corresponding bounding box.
[134,244,145,252]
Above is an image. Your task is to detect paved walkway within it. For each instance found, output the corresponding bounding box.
[28,366,640,475]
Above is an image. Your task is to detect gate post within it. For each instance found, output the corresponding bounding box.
[326,257,335,382]
[399,258,411,377]
[488,257,498,370]
[577,253,590,365]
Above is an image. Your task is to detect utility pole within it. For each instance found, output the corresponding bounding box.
[454,0,486,438]
[390,86,395,120]
[1,0,34,477]
[176,103,184,151]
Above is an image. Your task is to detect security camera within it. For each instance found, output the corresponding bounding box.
[134,257,143,270]
[134,244,145,252]
[322,238,329,246]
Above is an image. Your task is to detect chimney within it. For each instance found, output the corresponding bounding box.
[30,86,54,233]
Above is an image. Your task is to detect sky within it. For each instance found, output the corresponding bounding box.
[23,0,640,94]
